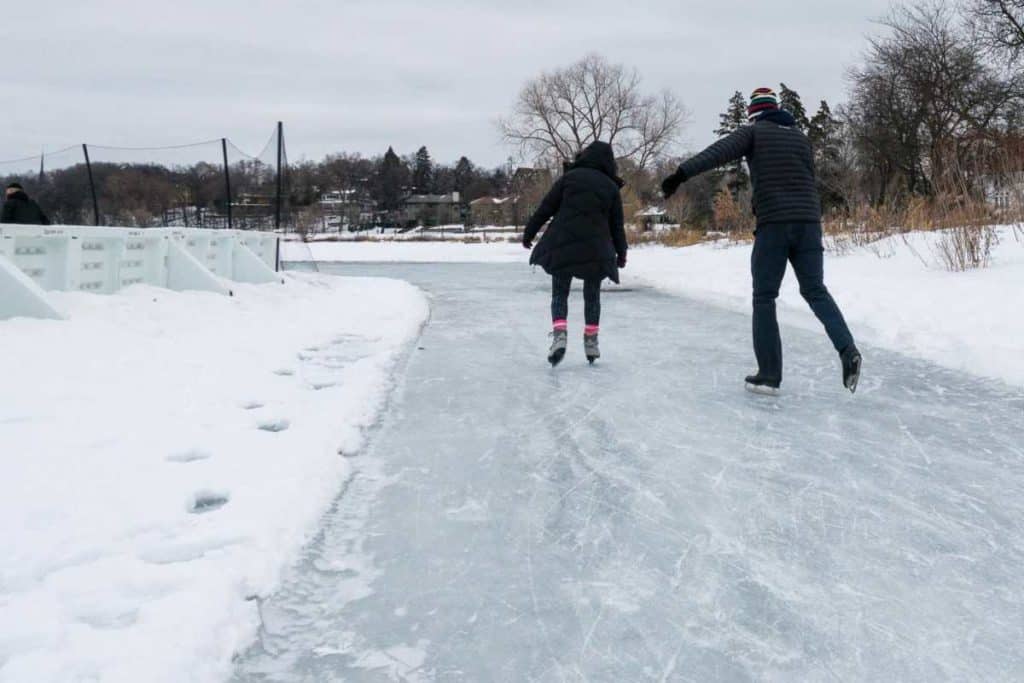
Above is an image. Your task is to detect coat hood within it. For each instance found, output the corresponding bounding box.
[756,109,798,128]
[572,142,624,187]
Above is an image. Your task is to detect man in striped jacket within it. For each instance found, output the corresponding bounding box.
[661,87,861,395]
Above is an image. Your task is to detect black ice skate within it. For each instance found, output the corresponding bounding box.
[841,345,862,394]
[745,373,781,396]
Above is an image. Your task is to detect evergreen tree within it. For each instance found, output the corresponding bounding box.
[779,83,810,133]
[716,91,748,137]
[374,146,408,212]
[807,101,847,212]
[412,146,433,193]
[453,156,475,196]
[714,91,750,197]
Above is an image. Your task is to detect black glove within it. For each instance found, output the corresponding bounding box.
[661,170,686,199]
[617,253,627,269]
[522,236,533,250]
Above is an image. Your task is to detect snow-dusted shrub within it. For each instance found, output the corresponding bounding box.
[934,224,997,271]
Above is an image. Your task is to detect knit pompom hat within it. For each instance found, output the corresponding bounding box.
[748,87,780,121]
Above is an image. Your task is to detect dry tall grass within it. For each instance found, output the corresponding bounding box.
[637,191,1021,272]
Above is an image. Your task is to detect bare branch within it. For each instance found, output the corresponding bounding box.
[499,54,687,169]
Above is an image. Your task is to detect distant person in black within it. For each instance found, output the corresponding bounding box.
[661,87,861,395]
[1,183,50,225]
[523,141,628,367]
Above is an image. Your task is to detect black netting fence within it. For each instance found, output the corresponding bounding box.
[0,124,290,231]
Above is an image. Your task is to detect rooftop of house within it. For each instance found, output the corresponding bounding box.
[636,206,668,217]
[320,189,367,204]
[469,196,512,206]
[405,192,460,205]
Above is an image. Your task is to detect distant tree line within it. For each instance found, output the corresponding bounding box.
[0,145,514,229]
[287,146,512,211]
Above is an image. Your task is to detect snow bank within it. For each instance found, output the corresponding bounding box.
[283,240,523,264]
[0,274,429,682]
[628,227,1024,387]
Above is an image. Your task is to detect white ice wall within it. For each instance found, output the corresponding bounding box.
[0,226,282,320]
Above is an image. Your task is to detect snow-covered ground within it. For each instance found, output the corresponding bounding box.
[0,275,428,682]
[286,227,1024,387]
[293,225,519,244]
[627,227,1024,388]
[283,239,524,264]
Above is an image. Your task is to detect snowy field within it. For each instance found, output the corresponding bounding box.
[296,225,521,244]
[282,239,523,264]
[0,275,428,682]
[626,227,1024,388]
[290,227,1024,387]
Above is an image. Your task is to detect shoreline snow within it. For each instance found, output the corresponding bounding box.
[0,273,429,682]
[627,228,1024,388]
[282,240,524,264]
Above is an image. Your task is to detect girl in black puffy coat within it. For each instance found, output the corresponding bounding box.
[522,141,628,366]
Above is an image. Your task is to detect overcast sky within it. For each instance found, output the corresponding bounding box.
[4,0,896,169]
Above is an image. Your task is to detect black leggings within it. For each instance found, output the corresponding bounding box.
[551,275,601,327]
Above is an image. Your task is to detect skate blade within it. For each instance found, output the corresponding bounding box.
[586,355,599,365]
[745,382,780,397]
[548,349,566,367]
[845,358,862,394]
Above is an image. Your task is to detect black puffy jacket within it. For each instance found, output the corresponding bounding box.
[524,142,628,283]
[677,110,821,227]
[0,191,50,225]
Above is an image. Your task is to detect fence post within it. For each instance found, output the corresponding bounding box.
[82,144,100,226]
[221,138,233,230]
[275,121,283,232]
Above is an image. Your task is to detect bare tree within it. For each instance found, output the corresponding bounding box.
[966,0,1024,63]
[846,1,1024,203]
[499,54,688,169]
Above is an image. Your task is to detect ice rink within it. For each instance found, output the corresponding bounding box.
[234,263,1024,681]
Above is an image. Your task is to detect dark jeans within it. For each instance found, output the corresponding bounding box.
[751,223,854,381]
[551,275,601,327]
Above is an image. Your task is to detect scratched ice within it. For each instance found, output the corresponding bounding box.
[234,263,1024,682]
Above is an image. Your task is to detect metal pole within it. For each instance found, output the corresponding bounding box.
[82,144,100,226]
[275,121,283,232]
[221,138,233,230]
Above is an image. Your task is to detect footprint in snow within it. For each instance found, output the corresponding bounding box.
[258,418,291,433]
[273,368,295,377]
[166,449,211,463]
[77,608,138,630]
[239,401,264,410]
[187,490,230,514]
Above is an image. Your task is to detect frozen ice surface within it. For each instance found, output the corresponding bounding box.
[234,263,1024,682]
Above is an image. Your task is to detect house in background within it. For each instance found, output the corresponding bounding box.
[469,196,513,227]
[983,173,1024,214]
[401,192,462,227]
[635,206,674,232]
[319,189,376,231]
